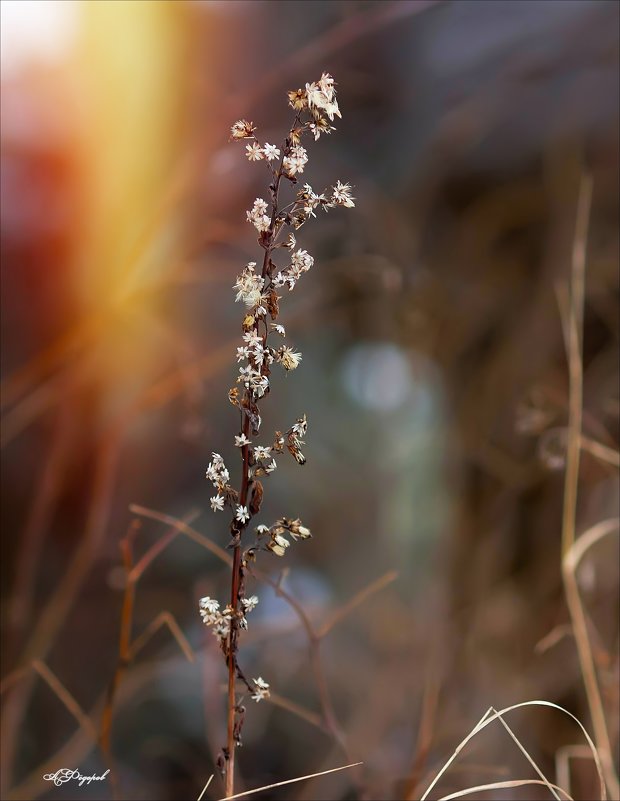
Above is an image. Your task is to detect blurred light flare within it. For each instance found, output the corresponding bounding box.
[0,0,77,77]
[2,0,197,417]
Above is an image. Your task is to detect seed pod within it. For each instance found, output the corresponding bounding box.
[249,481,264,516]
[266,288,280,319]
[228,387,240,407]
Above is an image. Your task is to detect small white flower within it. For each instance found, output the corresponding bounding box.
[234,262,265,307]
[213,619,230,639]
[236,346,249,362]
[271,323,286,336]
[245,142,264,161]
[235,433,251,447]
[199,596,223,627]
[331,180,355,208]
[306,73,341,121]
[255,524,270,535]
[250,374,269,398]
[251,677,270,702]
[291,248,314,272]
[263,143,280,161]
[236,505,250,524]
[283,145,308,176]
[299,184,326,217]
[273,272,287,288]
[199,596,220,614]
[243,331,262,348]
[242,595,259,612]
[292,416,307,437]
[251,200,267,216]
[265,458,277,473]
[245,199,271,232]
[250,342,265,363]
[206,453,229,488]
[210,494,225,512]
[253,445,271,460]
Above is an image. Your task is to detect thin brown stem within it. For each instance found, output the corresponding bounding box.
[224,113,303,797]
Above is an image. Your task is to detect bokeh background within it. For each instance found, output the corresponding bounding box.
[1,1,618,800]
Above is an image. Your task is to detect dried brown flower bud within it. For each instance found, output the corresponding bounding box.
[266,289,280,319]
[230,119,256,139]
[249,481,264,516]
[289,126,304,145]
[287,89,307,110]
[243,314,255,331]
[288,445,306,465]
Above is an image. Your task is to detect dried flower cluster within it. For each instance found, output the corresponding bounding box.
[202,73,354,795]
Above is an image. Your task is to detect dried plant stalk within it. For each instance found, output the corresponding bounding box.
[199,74,355,797]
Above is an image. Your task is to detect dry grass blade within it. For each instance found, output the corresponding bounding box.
[560,172,591,561]
[564,518,619,573]
[580,436,620,468]
[436,779,574,800]
[215,761,363,801]
[419,701,606,801]
[556,172,619,800]
[562,519,620,799]
[555,744,593,797]
[490,706,560,800]
[420,707,493,800]
[197,774,214,801]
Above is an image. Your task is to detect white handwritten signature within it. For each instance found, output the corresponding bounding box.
[43,769,110,787]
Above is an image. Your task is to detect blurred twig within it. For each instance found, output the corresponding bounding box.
[100,512,200,797]
[316,570,398,637]
[559,173,591,561]
[404,654,442,800]
[0,428,123,796]
[6,407,73,663]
